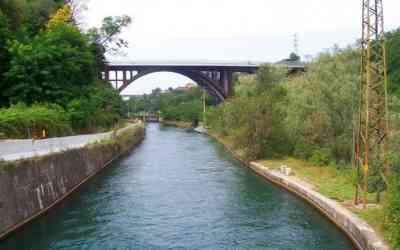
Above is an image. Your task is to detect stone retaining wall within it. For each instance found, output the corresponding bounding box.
[0,124,145,240]
[249,162,388,250]
[160,120,194,129]
[207,131,389,250]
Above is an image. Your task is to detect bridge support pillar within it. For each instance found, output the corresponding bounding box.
[123,70,127,87]
[222,70,233,98]
[104,66,109,82]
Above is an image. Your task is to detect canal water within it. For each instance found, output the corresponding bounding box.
[0,124,355,250]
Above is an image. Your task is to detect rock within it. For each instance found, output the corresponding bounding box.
[285,167,292,176]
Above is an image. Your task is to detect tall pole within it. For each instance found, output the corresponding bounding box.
[355,0,389,208]
[294,33,299,55]
[203,90,206,126]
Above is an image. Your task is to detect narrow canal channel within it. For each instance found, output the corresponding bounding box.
[1,124,355,250]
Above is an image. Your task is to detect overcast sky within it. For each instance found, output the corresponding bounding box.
[83,0,400,95]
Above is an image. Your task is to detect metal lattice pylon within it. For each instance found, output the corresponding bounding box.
[354,0,389,207]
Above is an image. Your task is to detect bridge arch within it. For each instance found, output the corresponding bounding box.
[109,69,228,101]
[101,62,285,102]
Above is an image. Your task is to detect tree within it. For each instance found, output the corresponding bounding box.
[289,52,301,61]
[19,0,65,37]
[65,0,88,24]
[86,15,132,76]
[87,15,132,55]
[3,22,95,105]
[0,0,23,31]
[385,28,400,95]
[256,64,287,93]
[46,4,73,31]
[285,47,359,163]
[67,83,124,131]
[0,10,11,106]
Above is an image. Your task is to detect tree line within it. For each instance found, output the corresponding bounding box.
[127,86,214,125]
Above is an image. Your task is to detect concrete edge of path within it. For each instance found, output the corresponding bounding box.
[248,162,389,250]
[0,123,142,162]
[0,123,145,241]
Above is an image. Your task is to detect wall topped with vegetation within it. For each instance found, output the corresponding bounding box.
[0,124,144,240]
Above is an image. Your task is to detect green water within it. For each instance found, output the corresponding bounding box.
[0,124,355,250]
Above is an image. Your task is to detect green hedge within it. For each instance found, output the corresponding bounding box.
[0,103,71,138]
[161,100,202,123]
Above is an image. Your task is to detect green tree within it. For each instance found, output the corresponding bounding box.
[3,22,95,105]
[207,64,289,160]
[386,28,400,95]
[17,0,64,37]
[285,47,359,163]
[0,0,23,31]
[87,15,132,54]
[0,10,11,106]
[67,83,124,131]
[87,15,132,73]
[289,52,300,61]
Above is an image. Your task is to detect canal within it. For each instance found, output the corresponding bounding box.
[0,124,355,250]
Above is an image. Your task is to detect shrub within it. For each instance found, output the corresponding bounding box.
[309,149,331,166]
[385,172,400,248]
[0,103,71,138]
[207,91,290,160]
[3,22,95,105]
[161,100,202,123]
[67,82,124,132]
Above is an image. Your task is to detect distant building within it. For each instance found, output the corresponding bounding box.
[176,83,196,91]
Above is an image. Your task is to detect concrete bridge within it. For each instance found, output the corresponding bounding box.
[102,61,304,101]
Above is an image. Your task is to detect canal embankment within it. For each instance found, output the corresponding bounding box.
[160,120,194,129]
[0,123,145,240]
[0,123,357,250]
[207,130,390,250]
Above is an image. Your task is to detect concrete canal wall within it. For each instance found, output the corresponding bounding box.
[160,120,194,129]
[0,124,145,240]
[249,162,388,250]
[207,131,389,250]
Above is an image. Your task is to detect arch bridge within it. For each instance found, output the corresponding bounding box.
[101,61,304,102]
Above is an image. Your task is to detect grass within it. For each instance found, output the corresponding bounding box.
[258,157,391,247]
[207,131,247,159]
[258,158,355,202]
[354,206,386,236]
[208,130,391,247]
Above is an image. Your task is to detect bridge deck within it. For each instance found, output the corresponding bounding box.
[107,61,262,72]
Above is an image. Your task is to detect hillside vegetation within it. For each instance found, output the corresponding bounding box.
[0,1,131,138]
[206,35,400,247]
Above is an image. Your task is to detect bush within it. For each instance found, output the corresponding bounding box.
[309,149,331,166]
[0,83,124,138]
[67,83,124,132]
[285,47,359,164]
[385,172,400,248]
[0,103,71,138]
[3,22,95,105]
[206,83,290,160]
